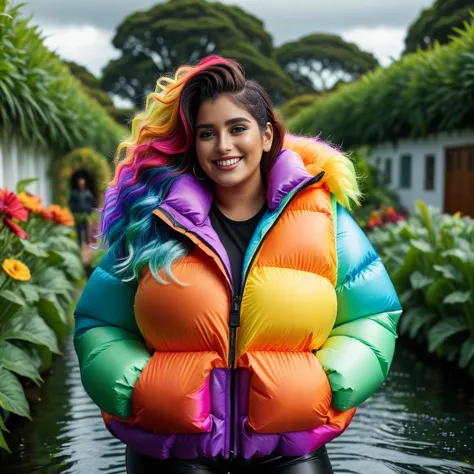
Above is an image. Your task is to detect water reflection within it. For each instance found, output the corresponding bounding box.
[1,338,473,473]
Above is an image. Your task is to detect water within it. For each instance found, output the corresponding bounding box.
[1,337,473,474]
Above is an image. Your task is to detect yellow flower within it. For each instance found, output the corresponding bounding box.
[2,258,31,281]
[17,192,43,214]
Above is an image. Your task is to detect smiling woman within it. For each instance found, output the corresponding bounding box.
[73,55,402,474]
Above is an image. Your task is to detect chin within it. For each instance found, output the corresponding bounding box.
[211,174,245,188]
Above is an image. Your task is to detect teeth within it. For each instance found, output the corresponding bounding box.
[215,158,241,167]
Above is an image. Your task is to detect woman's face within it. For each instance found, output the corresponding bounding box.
[194,95,273,189]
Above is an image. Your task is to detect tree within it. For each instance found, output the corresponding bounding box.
[100,0,294,107]
[404,0,474,54]
[275,33,379,93]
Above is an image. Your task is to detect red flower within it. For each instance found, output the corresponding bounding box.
[0,189,28,222]
[368,218,382,229]
[0,188,29,239]
[3,217,28,239]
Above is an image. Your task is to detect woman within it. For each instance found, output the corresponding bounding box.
[74,56,402,474]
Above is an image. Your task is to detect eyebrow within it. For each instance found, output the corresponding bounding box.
[196,117,251,131]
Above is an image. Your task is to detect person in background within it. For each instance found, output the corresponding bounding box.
[69,177,94,247]
[73,56,402,474]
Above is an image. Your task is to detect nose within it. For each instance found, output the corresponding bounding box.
[216,132,233,154]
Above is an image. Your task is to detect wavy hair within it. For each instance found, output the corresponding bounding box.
[97,55,285,283]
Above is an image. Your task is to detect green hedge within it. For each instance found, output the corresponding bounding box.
[288,15,474,148]
[0,2,127,158]
[369,201,474,376]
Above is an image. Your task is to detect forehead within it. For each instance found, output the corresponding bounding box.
[196,95,254,124]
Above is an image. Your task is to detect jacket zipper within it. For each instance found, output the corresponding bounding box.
[226,170,324,460]
[154,170,324,461]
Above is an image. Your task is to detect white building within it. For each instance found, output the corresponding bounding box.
[0,136,53,205]
[368,129,474,217]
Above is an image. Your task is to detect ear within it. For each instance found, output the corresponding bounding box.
[262,122,274,152]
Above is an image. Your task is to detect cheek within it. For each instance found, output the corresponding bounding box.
[239,132,263,157]
[195,141,210,165]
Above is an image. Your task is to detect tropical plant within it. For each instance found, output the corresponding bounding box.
[287,15,474,148]
[369,201,474,376]
[0,180,84,452]
[0,1,127,158]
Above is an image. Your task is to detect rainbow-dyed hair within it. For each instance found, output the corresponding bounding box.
[97,55,361,284]
[97,55,284,283]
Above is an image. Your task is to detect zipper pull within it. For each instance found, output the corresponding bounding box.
[230,295,241,328]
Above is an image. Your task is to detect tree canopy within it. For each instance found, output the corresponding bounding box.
[275,33,379,93]
[101,0,294,106]
[404,0,474,54]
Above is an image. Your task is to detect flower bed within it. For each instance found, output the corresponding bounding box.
[368,201,474,376]
[0,181,84,452]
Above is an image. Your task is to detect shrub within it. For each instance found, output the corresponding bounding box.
[369,201,474,376]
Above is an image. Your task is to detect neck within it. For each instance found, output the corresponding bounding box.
[214,171,266,221]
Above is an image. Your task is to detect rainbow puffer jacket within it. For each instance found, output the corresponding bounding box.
[74,137,402,460]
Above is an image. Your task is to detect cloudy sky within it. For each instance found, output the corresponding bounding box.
[22,0,433,78]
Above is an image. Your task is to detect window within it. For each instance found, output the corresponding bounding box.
[399,154,412,189]
[424,155,435,191]
[384,158,392,185]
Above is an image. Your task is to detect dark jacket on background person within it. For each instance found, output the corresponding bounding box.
[69,188,94,214]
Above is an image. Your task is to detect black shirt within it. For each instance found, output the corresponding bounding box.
[209,202,266,295]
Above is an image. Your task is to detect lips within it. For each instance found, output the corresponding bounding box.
[213,157,243,167]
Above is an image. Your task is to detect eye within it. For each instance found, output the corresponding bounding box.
[232,125,246,134]
[198,131,214,139]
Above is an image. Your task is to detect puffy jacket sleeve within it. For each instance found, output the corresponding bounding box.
[316,202,402,411]
[73,248,151,419]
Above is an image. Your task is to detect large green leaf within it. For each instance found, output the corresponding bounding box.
[441,248,469,263]
[16,178,38,194]
[409,271,434,290]
[433,264,462,282]
[38,295,68,345]
[415,201,436,245]
[18,283,40,304]
[459,337,474,369]
[0,428,11,453]
[47,235,80,254]
[427,318,469,352]
[444,291,472,305]
[20,239,48,258]
[35,267,74,294]
[0,290,25,324]
[1,311,60,354]
[409,239,434,254]
[0,368,31,419]
[425,278,453,309]
[61,251,85,281]
[0,414,9,433]
[0,342,42,385]
[46,249,65,265]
